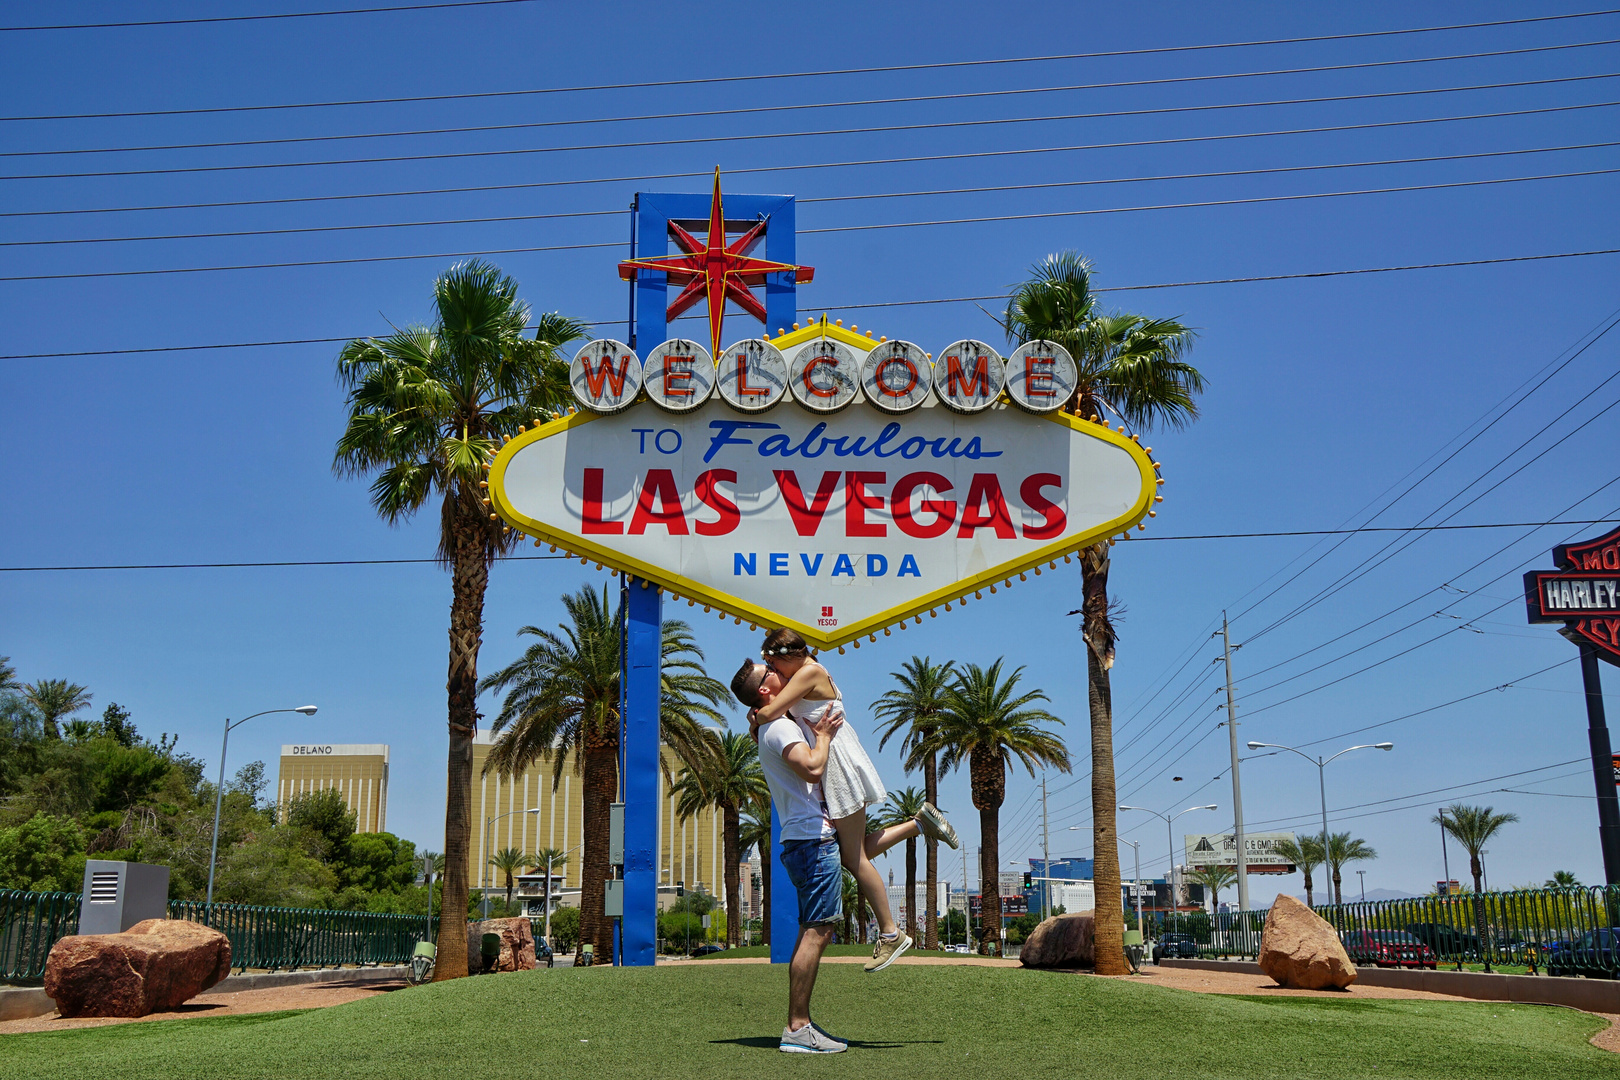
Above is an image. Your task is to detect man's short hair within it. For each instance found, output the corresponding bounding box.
[731,659,765,708]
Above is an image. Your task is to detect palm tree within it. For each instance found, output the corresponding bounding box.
[490,847,531,911]
[1005,251,1203,976]
[878,787,928,942]
[1273,834,1326,908]
[841,869,860,944]
[670,730,768,947]
[1189,865,1236,913]
[480,584,725,963]
[23,679,92,740]
[1434,804,1518,898]
[0,657,18,693]
[873,656,955,949]
[530,847,569,940]
[1546,870,1580,888]
[738,801,771,946]
[917,659,1069,956]
[1324,833,1377,907]
[334,260,585,978]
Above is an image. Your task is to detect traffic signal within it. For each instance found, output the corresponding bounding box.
[676,881,685,897]
[1023,872,1032,887]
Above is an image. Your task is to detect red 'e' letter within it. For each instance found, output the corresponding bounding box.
[845,472,887,537]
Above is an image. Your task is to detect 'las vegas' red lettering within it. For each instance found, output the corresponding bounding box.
[581,468,622,534]
[845,472,886,537]
[693,469,739,536]
[627,469,689,535]
[891,472,955,538]
[775,470,841,536]
[1020,473,1065,538]
[957,473,1015,538]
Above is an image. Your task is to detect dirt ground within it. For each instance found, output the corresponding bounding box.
[0,978,406,1035]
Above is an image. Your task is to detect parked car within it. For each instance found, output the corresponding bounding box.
[1404,922,1481,960]
[1340,930,1438,969]
[535,936,555,968]
[952,944,973,954]
[1545,929,1620,979]
[1152,934,1199,962]
[691,943,726,957]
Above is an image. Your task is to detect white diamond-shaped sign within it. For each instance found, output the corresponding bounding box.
[489,394,1156,649]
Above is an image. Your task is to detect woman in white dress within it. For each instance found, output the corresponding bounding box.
[746,627,957,966]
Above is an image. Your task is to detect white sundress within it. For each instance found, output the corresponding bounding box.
[793,690,886,821]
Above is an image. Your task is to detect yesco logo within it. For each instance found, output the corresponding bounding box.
[290,745,335,756]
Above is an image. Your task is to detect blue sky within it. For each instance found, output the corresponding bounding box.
[2,1,1617,901]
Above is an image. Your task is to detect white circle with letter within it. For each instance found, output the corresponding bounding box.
[932,339,1004,413]
[859,340,932,413]
[714,338,788,413]
[642,339,715,413]
[569,339,642,413]
[1005,340,1077,413]
[788,338,862,412]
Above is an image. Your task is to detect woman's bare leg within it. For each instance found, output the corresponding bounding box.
[864,819,920,861]
[834,811,899,937]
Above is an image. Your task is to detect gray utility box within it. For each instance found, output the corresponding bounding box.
[78,860,170,935]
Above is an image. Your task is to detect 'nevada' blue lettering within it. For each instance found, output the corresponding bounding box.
[734,553,756,576]
[898,554,922,577]
[707,419,1000,462]
[866,554,888,577]
[831,554,856,577]
[769,553,789,576]
[800,553,824,576]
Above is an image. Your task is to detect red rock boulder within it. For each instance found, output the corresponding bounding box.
[45,918,232,1017]
[1259,894,1357,990]
[466,917,537,972]
[1019,911,1096,969]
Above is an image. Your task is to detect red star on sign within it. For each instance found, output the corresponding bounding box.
[618,168,814,361]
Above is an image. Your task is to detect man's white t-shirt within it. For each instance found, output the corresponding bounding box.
[758,714,836,842]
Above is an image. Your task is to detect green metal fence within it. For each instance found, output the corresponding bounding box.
[1152,885,1620,972]
[1,889,432,983]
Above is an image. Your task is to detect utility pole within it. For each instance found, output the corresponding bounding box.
[964,848,972,950]
[1041,773,1051,919]
[1218,613,1250,913]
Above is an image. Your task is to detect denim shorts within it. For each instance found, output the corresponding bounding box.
[780,837,843,928]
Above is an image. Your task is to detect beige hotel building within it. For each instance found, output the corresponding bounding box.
[472,731,748,915]
[277,744,390,833]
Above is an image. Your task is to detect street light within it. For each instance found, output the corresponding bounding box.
[482,807,543,918]
[206,705,318,920]
[543,840,584,946]
[1118,804,1218,937]
[1120,838,1144,944]
[1247,741,1393,904]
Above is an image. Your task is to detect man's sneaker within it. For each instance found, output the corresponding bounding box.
[780,1023,847,1053]
[865,931,913,973]
[915,802,959,850]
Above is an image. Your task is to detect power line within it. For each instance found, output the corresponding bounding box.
[8,73,1616,182]
[9,9,1615,120]
[14,144,1616,250]
[0,1,538,32]
[6,250,1619,359]
[5,519,1614,572]
[7,188,1619,286]
[10,99,1611,221]
[14,38,1619,160]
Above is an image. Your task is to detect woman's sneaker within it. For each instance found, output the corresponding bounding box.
[780,1023,847,1053]
[865,932,913,972]
[915,802,959,849]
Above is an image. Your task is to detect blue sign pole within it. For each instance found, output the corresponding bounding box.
[630,188,801,965]
[621,576,661,966]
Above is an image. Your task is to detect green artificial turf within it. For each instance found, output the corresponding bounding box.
[5,965,1616,1080]
[686,944,877,959]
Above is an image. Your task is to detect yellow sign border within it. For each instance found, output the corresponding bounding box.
[488,404,1158,650]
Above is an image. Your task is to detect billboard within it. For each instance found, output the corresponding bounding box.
[1185,832,1298,874]
[487,324,1159,649]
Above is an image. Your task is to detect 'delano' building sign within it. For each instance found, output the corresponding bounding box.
[278,744,390,833]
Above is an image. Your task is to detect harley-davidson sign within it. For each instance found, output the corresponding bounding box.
[1525,523,1620,664]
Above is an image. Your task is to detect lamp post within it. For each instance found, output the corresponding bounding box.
[482,807,542,918]
[1117,804,1218,938]
[1121,838,1144,940]
[1246,741,1393,904]
[206,705,318,921]
[1357,869,1366,903]
[544,840,584,946]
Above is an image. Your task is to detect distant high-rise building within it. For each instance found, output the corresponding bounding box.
[278,744,389,833]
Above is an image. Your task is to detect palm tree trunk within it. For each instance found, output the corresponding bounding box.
[857,890,869,944]
[723,803,741,947]
[970,745,1004,956]
[580,730,619,964]
[1082,542,1127,976]
[506,872,514,910]
[923,749,939,949]
[1332,865,1343,907]
[1303,868,1315,909]
[904,835,918,942]
[434,512,487,981]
